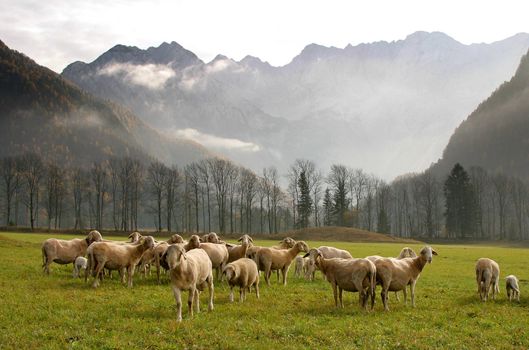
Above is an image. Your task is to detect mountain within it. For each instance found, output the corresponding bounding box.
[432,49,529,178]
[62,32,529,178]
[0,40,211,166]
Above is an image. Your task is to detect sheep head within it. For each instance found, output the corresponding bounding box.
[200,234,210,243]
[238,234,253,245]
[168,234,184,244]
[165,245,187,269]
[207,232,220,243]
[295,241,310,253]
[87,230,102,244]
[398,247,417,259]
[141,236,156,250]
[223,264,237,281]
[128,231,142,243]
[281,237,296,248]
[420,246,438,264]
[188,235,201,250]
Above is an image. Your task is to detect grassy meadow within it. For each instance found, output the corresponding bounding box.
[1,232,529,349]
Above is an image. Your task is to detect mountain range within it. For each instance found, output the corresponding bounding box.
[0,40,211,166]
[62,31,529,178]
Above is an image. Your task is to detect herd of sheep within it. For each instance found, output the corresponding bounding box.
[41,231,520,321]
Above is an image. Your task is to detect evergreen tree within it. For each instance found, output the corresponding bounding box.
[444,163,477,239]
[322,188,333,226]
[296,170,312,228]
[332,182,348,227]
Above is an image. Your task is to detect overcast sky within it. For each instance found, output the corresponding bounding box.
[2,0,529,73]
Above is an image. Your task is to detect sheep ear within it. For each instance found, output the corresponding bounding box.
[237,236,243,242]
[432,249,438,256]
[248,236,253,242]
[302,252,309,258]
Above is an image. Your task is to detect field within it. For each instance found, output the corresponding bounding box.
[1,233,529,349]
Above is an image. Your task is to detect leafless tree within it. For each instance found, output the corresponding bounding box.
[147,160,168,232]
[0,156,21,226]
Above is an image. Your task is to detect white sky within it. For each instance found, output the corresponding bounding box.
[2,0,529,72]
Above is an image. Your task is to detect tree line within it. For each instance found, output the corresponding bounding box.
[1,153,528,240]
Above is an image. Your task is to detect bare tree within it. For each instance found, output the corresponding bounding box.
[20,153,44,231]
[147,161,168,232]
[185,163,201,232]
[90,161,107,230]
[0,156,21,226]
[166,165,181,233]
[198,159,212,232]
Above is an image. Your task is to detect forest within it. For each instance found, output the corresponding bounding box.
[1,153,527,241]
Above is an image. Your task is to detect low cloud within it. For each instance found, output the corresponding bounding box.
[170,128,261,152]
[98,62,175,89]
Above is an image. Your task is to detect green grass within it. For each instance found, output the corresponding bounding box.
[1,232,529,349]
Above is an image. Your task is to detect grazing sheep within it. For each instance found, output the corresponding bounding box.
[42,230,102,274]
[199,241,229,281]
[506,275,520,302]
[88,236,155,288]
[254,241,310,286]
[294,256,309,278]
[304,248,376,310]
[305,245,353,281]
[227,234,253,263]
[375,246,438,311]
[475,258,500,301]
[163,244,214,322]
[72,256,88,278]
[222,258,260,302]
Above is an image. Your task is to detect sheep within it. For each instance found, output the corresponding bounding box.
[222,258,260,302]
[199,240,229,281]
[163,244,214,322]
[294,256,309,278]
[138,234,187,282]
[303,248,376,310]
[506,275,520,302]
[254,241,310,286]
[374,246,438,311]
[305,245,353,281]
[88,236,155,288]
[227,234,253,263]
[72,256,88,278]
[42,230,102,274]
[271,237,296,250]
[158,235,202,272]
[128,231,142,243]
[475,258,500,301]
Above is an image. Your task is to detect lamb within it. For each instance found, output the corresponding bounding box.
[42,230,102,274]
[72,256,88,278]
[294,256,309,278]
[254,241,309,286]
[475,258,500,301]
[227,234,253,263]
[199,240,229,281]
[305,245,353,281]
[506,275,520,302]
[163,244,214,322]
[374,246,438,311]
[303,248,376,310]
[222,258,260,302]
[88,236,155,288]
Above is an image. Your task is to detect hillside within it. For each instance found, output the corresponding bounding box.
[0,40,210,166]
[62,32,529,178]
[432,49,529,178]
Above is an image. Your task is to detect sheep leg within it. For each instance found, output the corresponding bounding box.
[410,280,417,307]
[332,282,339,307]
[395,292,400,301]
[381,281,390,311]
[255,282,260,299]
[72,264,78,278]
[127,265,135,288]
[194,289,200,313]
[339,287,344,308]
[92,261,106,288]
[264,264,271,286]
[207,275,214,312]
[403,286,408,305]
[188,287,196,319]
[282,266,290,286]
[239,287,244,303]
[172,286,183,322]
[229,286,234,302]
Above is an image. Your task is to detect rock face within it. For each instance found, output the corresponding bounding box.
[62,32,529,178]
[0,40,210,166]
[432,49,529,179]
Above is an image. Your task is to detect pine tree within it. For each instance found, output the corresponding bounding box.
[296,170,312,228]
[444,163,477,239]
[322,188,333,226]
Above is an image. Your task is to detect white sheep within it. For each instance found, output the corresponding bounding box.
[475,258,500,301]
[304,248,376,310]
[294,256,309,278]
[222,258,260,302]
[88,236,155,288]
[506,275,520,302]
[227,234,253,263]
[42,230,102,274]
[374,246,438,311]
[72,256,88,278]
[199,240,229,281]
[254,241,310,286]
[305,245,353,281]
[163,244,214,322]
